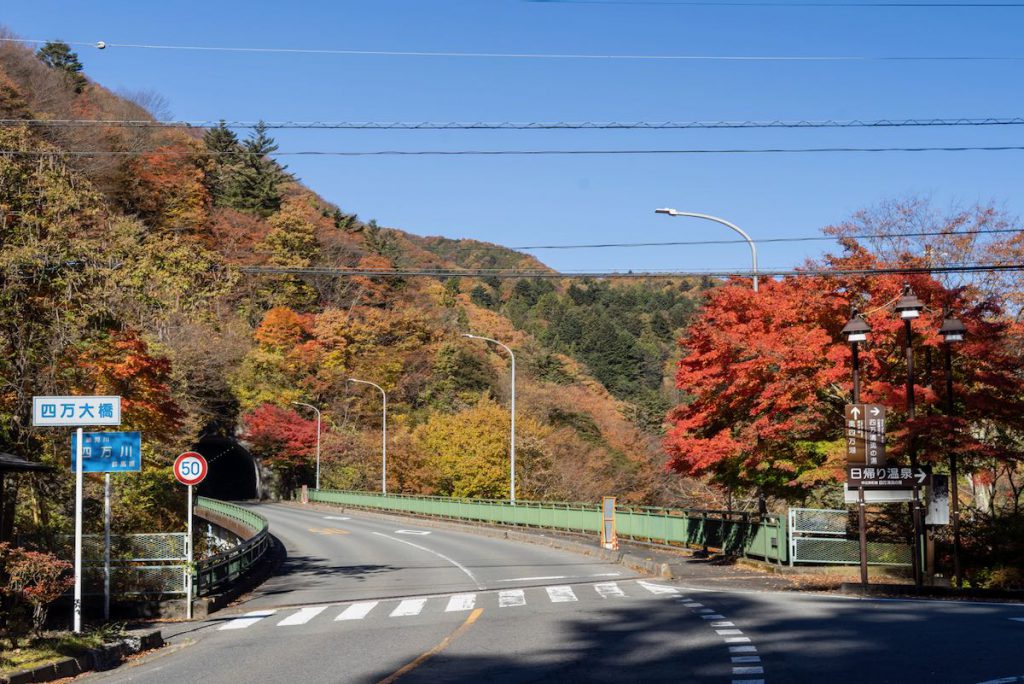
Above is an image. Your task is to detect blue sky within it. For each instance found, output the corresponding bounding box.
[4,1,1022,273]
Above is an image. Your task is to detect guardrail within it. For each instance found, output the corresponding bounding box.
[307,490,788,563]
[193,498,271,596]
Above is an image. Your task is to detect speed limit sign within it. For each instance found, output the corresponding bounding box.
[174,451,208,486]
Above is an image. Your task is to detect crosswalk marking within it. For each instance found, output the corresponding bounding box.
[391,598,428,617]
[277,606,326,626]
[499,589,527,607]
[637,580,679,595]
[220,609,276,630]
[445,593,476,612]
[335,601,378,621]
[594,582,626,598]
[546,585,578,603]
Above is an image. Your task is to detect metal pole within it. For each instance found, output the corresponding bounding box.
[291,402,321,490]
[656,210,758,292]
[945,343,963,588]
[315,409,321,491]
[186,484,193,620]
[382,390,388,496]
[104,473,111,621]
[852,341,869,586]
[905,318,924,589]
[347,381,387,495]
[74,427,83,633]
[510,349,516,505]
[462,335,516,504]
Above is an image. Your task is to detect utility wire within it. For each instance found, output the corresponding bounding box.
[238,262,1024,279]
[528,0,1024,7]
[4,117,1024,130]
[4,145,1024,157]
[1,37,1021,62]
[511,227,1024,250]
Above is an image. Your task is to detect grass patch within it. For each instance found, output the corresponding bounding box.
[0,624,125,674]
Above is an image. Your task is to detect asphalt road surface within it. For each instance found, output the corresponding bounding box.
[83,503,1024,684]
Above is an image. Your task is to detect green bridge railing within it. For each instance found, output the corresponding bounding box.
[193,497,271,596]
[307,490,788,564]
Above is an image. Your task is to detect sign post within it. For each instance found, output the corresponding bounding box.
[174,451,208,620]
[32,396,121,634]
[70,430,142,619]
[600,496,618,550]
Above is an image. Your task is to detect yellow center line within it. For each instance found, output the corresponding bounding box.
[376,608,484,684]
[307,527,350,535]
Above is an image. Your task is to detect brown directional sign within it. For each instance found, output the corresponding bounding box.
[847,464,930,490]
[844,404,887,466]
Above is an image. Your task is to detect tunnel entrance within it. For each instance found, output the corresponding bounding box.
[193,437,259,501]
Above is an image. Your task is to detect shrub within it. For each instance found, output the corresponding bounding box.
[0,543,74,640]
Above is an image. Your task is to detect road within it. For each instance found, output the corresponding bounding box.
[84,503,1024,684]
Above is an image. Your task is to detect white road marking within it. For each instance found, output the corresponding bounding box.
[445,593,476,612]
[390,598,428,617]
[685,602,704,608]
[698,608,716,613]
[724,636,752,643]
[323,516,350,521]
[636,580,678,595]
[711,621,736,627]
[594,582,626,598]
[732,680,765,684]
[336,601,378,621]
[589,572,622,577]
[499,589,527,607]
[372,532,483,589]
[395,529,432,535]
[732,656,761,664]
[498,575,567,582]
[717,629,745,636]
[729,645,757,653]
[733,666,765,675]
[277,606,326,626]
[701,614,727,620]
[219,609,276,630]
[1010,618,1024,623]
[546,586,578,603]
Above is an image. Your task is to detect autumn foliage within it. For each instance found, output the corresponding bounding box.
[665,244,1024,502]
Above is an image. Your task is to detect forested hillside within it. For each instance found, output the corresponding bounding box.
[0,35,707,541]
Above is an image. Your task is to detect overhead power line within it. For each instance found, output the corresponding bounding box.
[4,117,1024,130]
[4,145,1024,157]
[510,227,1024,250]
[239,262,1024,279]
[1,37,1021,62]
[528,0,1024,7]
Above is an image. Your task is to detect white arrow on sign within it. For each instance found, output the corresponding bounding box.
[915,469,929,484]
[850,407,861,419]
[871,406,881,417]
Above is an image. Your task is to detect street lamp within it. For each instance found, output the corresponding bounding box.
[463,333,516,504]
[939,310,967,588]
[841,307,872,404]
[655,208,758,292]
[291,401,321,491]
[894,283,926,588]
[841,307,872,586]
[348,379,388,495]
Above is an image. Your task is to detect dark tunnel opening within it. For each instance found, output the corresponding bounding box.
[193,436,259,501]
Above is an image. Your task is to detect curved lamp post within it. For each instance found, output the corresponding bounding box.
[463,333,516,504]
[291,401,321,490]
[348,379,388,495]
[939,310,966,588]
[655,208,758,292]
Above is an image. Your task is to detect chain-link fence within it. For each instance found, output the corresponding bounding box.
[788,508,911,566]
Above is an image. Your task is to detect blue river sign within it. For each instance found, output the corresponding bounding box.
[70,431,142,473]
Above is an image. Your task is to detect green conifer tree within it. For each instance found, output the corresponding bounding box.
[36,41,87,93]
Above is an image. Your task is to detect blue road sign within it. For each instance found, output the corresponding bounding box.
[70,431,142,473]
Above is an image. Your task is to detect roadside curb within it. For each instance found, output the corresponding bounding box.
[839,582,1024,602]
[0,629,163,684]
[289,501,674,579]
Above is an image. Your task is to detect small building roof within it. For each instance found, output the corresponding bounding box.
[0,452,54,473]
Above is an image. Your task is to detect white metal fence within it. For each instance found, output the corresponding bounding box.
[788,508,911,567]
